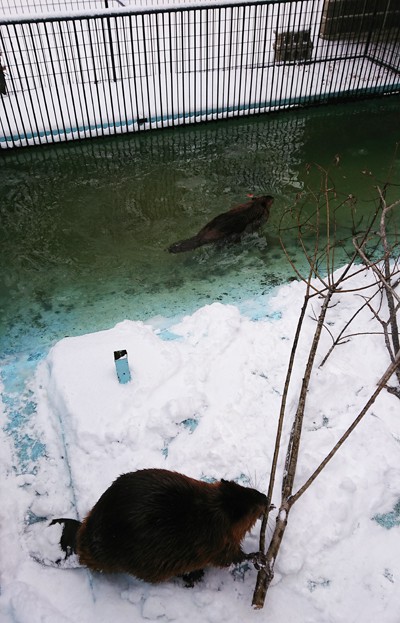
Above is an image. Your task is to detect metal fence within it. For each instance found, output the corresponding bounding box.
[1,0,399,149]
[0,0,206,15]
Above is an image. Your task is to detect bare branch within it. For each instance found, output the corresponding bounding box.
[258,284,312,551]
[254,165,399,610]
[353,195,400,388]
[290,349,400,505]
[320,289,382,367]
[253,289,334,609]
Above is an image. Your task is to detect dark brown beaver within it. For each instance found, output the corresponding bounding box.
[51,468,268,583]
[168,195,273,253]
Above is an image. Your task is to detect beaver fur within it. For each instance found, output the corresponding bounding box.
[51,468,268,583]
[168,195,274,253]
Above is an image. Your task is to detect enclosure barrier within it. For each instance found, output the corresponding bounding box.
[0,0,399,149]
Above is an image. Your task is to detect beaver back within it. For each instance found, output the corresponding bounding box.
[77,468,267,582]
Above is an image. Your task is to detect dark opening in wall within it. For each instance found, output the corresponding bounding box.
[320,0,400,40]
[274,30,314,63]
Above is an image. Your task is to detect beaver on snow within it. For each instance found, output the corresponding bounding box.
[168,195,273,253]
[50,468,269,583]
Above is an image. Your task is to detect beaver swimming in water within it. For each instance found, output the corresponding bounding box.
[168,195,274,253]
[49,468,268,583]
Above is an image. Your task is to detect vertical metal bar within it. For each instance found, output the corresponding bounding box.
[243,3,250,114]
[128,13,141,130]
[215,6,221,119]
[277,2,289,111]
[120,14,133,130]
[287,1,300,107]
[184,8,188,120]
[187,8,192,122]
[382,2,399,72]
[231,5,238,115]
[212,6,216,118]
[0,26,15,147]
[141,12,152,128]
[272,2,280,110]
[289,2,302,104]
[324,0,341,99]
[101,14,117,135]
[51,20,74,136]
[309,0,328,104]
[0,107,8,148]
[23,21,48,139]
[39,19,54,88]
[244,3,252,115]
[379,3,397,93]
[109,13,123,130]
[243,3,250,115]
[13,22,41,145]
[345,0,368,99]
[72,19,92,138]
[193,8,197,121]
[298,1,309,105]
[285,3,295,107]
[379,4,400,81]
[114,15,128,132]
[363,0,379,57]
[306,0,319,104]
[256,2,269,113]
[65,16,80,84]
[180,9,185,124]
[225,5,233,116]
[205,6,209,120]
[86,15,98,84]
[347,0,368,97]
[44,19,67,141]
[0,24,22,147]
[364,0,385,96]
[0,27,8,97]
[86,17,101,138]
[165,10,174,127]
[199,8,204,121]
[154,12,164,127]
[363,1,380,94]
[92,15,110,137]
[247,3,259,115]
[168,10,175,127]
[106,7,117,83]
[236,5,246,117]
[173,11,180,123]
[65,17,87,139]
[94,14,106,84]
[58,19,81,140]
[149,12,160,127]
[191,8,196,122]
[253,1,264,114]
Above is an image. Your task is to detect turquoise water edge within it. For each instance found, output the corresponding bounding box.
[1,97,399,474]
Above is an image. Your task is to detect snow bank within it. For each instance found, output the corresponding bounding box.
[1,265,400,622]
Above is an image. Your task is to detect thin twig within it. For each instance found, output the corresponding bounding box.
[258,284,312,551]
[320,288,383,367]
[290,349,400,505]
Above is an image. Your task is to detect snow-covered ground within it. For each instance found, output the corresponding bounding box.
[1,263,399,622]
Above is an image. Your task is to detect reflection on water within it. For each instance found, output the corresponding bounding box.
[1,97,399,356]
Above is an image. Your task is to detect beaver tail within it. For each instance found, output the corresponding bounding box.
[168,236,203,253]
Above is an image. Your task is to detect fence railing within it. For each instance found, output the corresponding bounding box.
[1,0,399,149]
[0,0,207,16]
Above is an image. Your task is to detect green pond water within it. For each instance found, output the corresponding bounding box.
[1,98,400,360]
